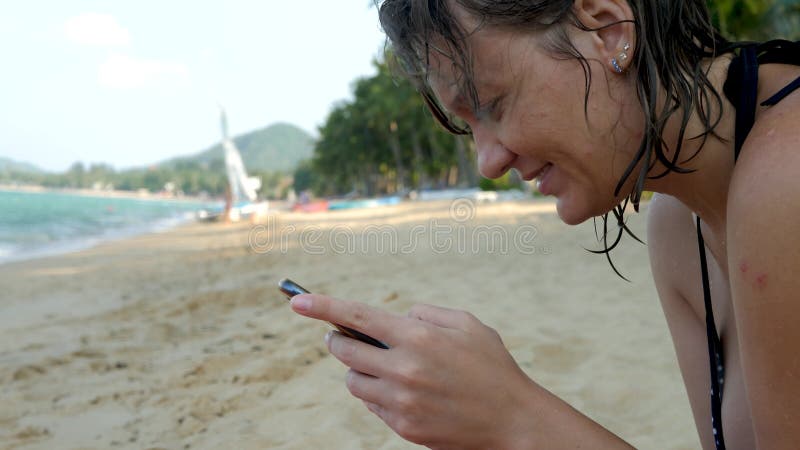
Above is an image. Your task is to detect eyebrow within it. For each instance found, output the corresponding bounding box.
[450,91,469,112]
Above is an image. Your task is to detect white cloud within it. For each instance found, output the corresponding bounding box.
[98,53,189,89]
[63,13,130,47]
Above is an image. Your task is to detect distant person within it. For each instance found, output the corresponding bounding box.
[299,190,310,205]
[291,1,800,448]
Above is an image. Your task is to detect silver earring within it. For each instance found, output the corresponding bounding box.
[611,42,631,73]
[612,57,623,73]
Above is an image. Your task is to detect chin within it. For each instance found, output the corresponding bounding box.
[554,197,593,226]
[554,191,618,226]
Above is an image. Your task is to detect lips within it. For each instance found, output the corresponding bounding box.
[522,163,552,182]
[536,163,555,195]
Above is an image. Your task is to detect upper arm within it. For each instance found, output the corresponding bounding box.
[727,112,800,449]
[646,194,715,448]
[647,194,692,304]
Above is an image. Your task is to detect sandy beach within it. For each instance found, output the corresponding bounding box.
[0,199,700,449]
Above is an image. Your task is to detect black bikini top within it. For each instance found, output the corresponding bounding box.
[723,40,800,160]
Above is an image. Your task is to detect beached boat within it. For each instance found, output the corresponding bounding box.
[292,200,329,213]
[328,196,401,210]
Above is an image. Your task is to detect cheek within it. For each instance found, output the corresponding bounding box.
[579,111,644,190]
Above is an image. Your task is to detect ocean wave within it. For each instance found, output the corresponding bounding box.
[0,244,15,260]
[0,191,210,265]
[0,214,198,265]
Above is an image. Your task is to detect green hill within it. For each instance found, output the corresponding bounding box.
[0,157,44,174]
[162,122,315,173]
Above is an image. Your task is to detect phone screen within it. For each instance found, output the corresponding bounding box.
[278,278,389,349]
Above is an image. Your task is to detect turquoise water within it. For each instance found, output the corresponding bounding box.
[0,190,213,264]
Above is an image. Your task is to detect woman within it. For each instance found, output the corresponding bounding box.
[290,1,800,448]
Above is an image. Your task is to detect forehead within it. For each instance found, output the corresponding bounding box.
[425,25,529,106]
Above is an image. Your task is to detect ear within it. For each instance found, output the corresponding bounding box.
[572,0,635,70]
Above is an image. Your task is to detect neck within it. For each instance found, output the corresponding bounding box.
[643,55,737,237]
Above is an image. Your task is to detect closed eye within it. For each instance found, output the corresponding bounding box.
[475,96,503,122]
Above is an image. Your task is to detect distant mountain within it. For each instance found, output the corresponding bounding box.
[0,157,44,174]
[161,122,315,173]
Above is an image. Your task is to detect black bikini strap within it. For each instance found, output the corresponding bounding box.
[724,40,800,149]
[760,40,800,106]
[732,45,759,162]
[757,39,800,66]
[762,75,800,106]
[697,217,727,450]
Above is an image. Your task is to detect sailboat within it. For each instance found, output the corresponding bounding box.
[197,107,269,222]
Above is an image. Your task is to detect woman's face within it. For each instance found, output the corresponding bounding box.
[427,19,644,225]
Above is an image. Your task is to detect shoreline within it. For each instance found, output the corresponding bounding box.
[0,184,215,203]
[0,213,199,267]
[0,188,217,266]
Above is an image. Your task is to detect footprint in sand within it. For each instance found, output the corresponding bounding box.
[71,349,106,359]
[13,426,50,440]
[12,364,46,381]
[240,347,327,384]
[242,365,296,384]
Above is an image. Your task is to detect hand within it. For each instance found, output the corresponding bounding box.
[290,293,541,449]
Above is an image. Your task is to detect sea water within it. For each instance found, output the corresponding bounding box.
[0,190,212,264]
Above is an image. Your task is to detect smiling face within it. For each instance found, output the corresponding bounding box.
[427,14,645,225]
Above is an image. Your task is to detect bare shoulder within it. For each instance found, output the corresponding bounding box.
[730,93,800,205]
[646,193,693,246]
[646,194,698,300]
[728,93,800,240]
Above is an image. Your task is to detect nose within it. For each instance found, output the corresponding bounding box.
[472,124,516,179]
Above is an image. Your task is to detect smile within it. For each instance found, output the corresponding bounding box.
[522,163,552,182]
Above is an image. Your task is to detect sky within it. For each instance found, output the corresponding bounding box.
[0,1,387,172]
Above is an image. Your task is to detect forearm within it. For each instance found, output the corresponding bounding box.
[506,381,636,450]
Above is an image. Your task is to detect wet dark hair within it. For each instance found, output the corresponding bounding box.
[377,0,732,278]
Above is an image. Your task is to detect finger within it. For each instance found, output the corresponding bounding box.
[407,303,475,330]
[362,400,385,417]
[326,331,393,378]
[291,293,401,343]
[345,368,392,405]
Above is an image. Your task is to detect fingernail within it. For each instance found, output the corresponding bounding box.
[324,330,333,345]
[291,295,311,312]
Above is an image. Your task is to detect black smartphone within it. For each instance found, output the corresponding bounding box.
[278,278,389,349]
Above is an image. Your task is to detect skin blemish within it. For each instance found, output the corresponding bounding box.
[739,262,749,274]
[756,273,768,290]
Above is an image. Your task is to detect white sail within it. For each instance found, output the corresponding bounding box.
[220,107,260,203]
